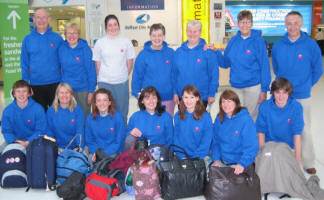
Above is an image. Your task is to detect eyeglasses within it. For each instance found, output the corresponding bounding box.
[239,21,252,25]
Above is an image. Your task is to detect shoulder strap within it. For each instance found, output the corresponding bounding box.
[65,134,82,150]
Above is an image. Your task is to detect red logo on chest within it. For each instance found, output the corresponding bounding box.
[197,59,201,63]
[76,57,80,61]
[27,119,31,124]
[71,119,75,123]
[234,130,239,136]
[166,60,170,64]
[298,54,303,59]
[156,126,161,130]
[195,127,200,132]
[288,118,291,123]
[110,127,114,132]
[50,44,54,48]
[246,50,251,54]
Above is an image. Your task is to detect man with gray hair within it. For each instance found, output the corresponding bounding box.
[271,11,323,174]
[21,8,63,111]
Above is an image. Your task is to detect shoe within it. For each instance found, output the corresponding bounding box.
[306,168,317,174]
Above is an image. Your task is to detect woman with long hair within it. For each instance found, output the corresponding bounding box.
[46,83,85,150]
[211,90,258,175]
[85,88,125,161]
[173,85,213,159]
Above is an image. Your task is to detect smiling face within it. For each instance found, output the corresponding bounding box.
[95,93,111,115]
[186,25,201,46]
[106,18,120,37]
[285,14,303,40]
[221,98,236,117]
[33,9,50,33]
[182,91,199,113]
[66,27,79,46]
[274,89,289,108]
[142,93,158,114]
[13,87,30,106]
[238,18,252,37]
[150,29,165,49]
[58,86,72,108]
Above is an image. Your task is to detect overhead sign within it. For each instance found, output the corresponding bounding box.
[121,0,164,10]
[0,0,29,105]
[225,5,312,36]
[182,0,210,43]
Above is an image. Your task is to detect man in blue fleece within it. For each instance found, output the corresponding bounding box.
[173,20,219,107]
[21,8,63,111]
[1,80,46,148]
[257,78,303,164]
[272,11,323,174]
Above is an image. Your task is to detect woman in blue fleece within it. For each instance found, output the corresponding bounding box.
[132,24,175,117]
[58,23,97,118]
[1,80,46,148]
[46,83,85,150]
[211,90,258,175]
[126,87,173,149]
[212,10,271,121]
[173,85,213,159]
[173,20,219,107]
[256,78,303,163]
[85,88,125,161]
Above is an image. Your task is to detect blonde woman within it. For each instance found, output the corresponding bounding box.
[46,83,85,150]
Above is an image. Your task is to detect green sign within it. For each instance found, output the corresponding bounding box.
[0,0,29,105]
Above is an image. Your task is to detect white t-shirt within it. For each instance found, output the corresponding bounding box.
[93,35,135,84]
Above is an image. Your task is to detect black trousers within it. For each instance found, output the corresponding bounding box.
[31,82,59,111]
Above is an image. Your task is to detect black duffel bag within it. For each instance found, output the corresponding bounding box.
[56,171,86,200]
[159,144,206,200]
[204,164,261,200]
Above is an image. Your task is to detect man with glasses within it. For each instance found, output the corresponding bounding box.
[272,11,323,174]
[21,8,63,111]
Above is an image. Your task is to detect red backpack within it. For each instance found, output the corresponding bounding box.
[85,173,119,200]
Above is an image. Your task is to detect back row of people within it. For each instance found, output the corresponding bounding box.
[20,8,322,175]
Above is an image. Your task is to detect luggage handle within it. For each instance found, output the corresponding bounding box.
[169,144,190,158]
[65,134,82,151]
[211,165,254,186]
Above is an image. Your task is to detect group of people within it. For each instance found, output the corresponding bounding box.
[1,7,323,188]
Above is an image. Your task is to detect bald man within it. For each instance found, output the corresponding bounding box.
[21,8,63,111]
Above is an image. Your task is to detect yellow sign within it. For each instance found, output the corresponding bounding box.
[182,0,210,42]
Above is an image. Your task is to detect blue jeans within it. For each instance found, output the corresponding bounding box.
[98,81,129,124]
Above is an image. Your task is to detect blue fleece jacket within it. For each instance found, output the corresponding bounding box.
[212,109,259,168]
[173,38,219,101]
[46,105,85,149]
[220,29,271,92]
[173,111,213,159]
[127,110,173,146]
[1,98,46,143]
[21,28,63,85]
[272,31,323,99]
[132,41,174,101]
[256,96,304,149]
[59,39,97,93]
[85,111,125,155]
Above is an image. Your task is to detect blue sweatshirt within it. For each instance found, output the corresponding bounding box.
[256,96,304,149]
[212,109,258,168]
[173,38,219,101]
[59,39,97,93]
[221,29,271,92]
[173,111,213,159]
[85,111,125,155]
[1,98,46,143]
[272,31,323,99]
[21,28,63,85]
[132,41,174,101]
[46,105,85,149]
[127,110,173,146]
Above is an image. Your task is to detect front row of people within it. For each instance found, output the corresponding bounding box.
[1,78,304,177]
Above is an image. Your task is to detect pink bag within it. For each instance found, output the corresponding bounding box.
[131,150,161,200]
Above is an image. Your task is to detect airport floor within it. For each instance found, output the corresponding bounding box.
[0,75,323,199]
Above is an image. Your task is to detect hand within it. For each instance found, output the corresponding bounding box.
[203,43,216,51]
[212,160,221,167]
[92,153,96,162]
[87,93,93,105]
[234,164,244,175]
[173,94,180,105]
[208,97,215,105]
[16,140,29,148]
[130,128,143,137]
[258,92,267,104]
